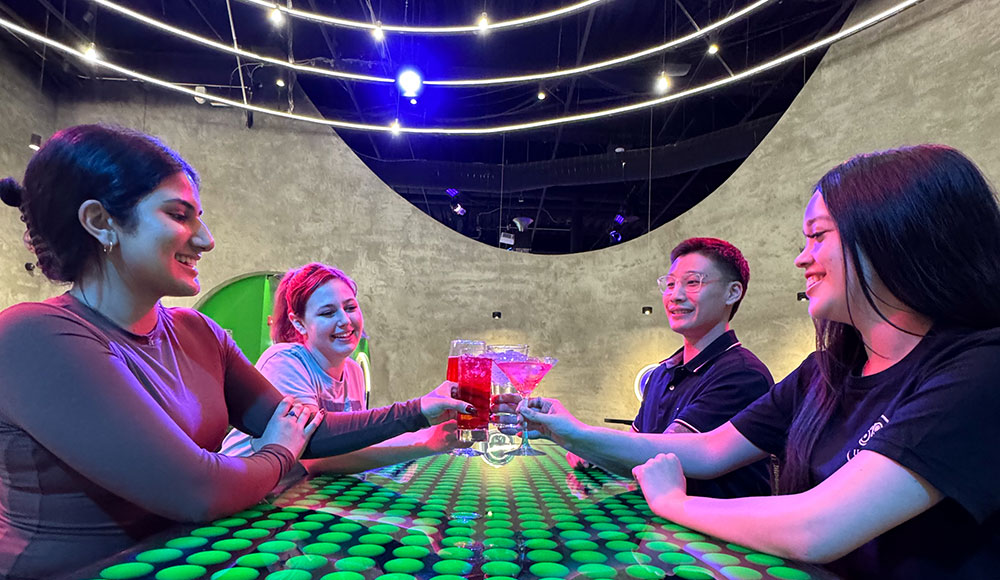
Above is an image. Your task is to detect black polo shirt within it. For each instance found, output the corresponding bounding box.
[633,330,773,498]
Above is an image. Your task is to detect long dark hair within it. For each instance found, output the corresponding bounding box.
[780,145,1000,493]
[0,124,198,282]
[271,263,358,343]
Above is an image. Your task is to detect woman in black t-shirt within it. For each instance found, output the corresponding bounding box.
[619,145,1000,578]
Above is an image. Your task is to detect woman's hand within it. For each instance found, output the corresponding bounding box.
[633,452,688,512]
[419,381,475,425]
[254,396,324,459]
[420,420,469,454]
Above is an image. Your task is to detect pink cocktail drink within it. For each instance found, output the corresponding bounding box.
[496,361,554,398]
[457,355,492,431]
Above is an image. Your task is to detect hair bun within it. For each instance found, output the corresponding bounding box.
[0,177,25,207]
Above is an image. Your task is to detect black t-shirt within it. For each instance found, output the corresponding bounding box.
[731,325,1000,579]
[634,330,774,498]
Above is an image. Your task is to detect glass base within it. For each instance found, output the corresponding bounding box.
[509,445,546,456]
[449,447,484,457]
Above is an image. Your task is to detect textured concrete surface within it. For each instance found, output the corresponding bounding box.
[0,0,995,425]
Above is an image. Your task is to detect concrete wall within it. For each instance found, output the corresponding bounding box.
[1,0,995,425]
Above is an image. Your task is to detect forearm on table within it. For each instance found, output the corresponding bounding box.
[303,399,428,458]
[565,424,730,479]
[648,492,830,562]
[301,432,432,474]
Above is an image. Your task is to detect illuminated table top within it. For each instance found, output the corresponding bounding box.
[70,443,835,580]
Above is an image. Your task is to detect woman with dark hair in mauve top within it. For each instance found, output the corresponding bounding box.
[0,124,470,580]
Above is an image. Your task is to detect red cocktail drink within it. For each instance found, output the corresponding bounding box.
[446,356,459,382]
[457,355,491,431]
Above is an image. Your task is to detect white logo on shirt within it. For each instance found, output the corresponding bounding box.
[846,414,890,461]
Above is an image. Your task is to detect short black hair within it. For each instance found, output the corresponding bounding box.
[670,237,750,320]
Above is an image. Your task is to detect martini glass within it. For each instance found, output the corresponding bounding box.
[496,356,557,456]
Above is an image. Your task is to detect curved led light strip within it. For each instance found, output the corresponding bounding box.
[238,0,609,34]
[425,0,772,86]
[93,0,768,87]
[93,0,393,83]
[0,0,922,135]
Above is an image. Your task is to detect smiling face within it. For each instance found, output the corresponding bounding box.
[294,278,364,366]
[114,172,215,299]
[795,190,853,322]
[662,252,740,340]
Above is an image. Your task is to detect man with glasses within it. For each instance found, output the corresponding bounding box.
[511,238,773,498]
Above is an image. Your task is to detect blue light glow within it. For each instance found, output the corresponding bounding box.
[397,68,423,98]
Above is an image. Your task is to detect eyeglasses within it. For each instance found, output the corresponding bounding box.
[657,273,722,296]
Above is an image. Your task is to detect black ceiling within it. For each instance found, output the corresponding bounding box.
[0,0,854,254]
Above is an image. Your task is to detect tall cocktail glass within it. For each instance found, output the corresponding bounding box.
[448,339,486,456]
[496,356,557,456]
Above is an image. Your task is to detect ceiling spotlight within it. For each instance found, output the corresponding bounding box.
[28,133,41,151]
[390,119,401,136]
[275,78,286,87]
[609,230,622,243]
[654,71,671,94]
[512,216,533,232]
[410,98,417,105]
[492,311,502,320]
[537,91,546,101]
[614,146,625,154]
[708,43,720,55]
[642,306,653,316]
[478,12,489,32]
[269,7,285,26]
[83,42,99,61]
[614,214,625,225]
[397,68,423,98]
[446,188,460,198]
[372,22,385,41]
[452,203,467,216]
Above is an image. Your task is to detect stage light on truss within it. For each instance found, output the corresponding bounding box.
[478,12,489,32]
[372,22,385,41]
[708,43,720,55]
[275,78,286,87]
[269,7,285,26]
[654,71,671,94]
[390,119,401,135]
[537,90,547,100]
[397,68,423,98]
[83,42,99,61]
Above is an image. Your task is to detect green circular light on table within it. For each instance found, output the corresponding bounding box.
[212,539,252,551]
[275,531,312,542]
[373,574,415,580]
[304,513,335,523]
[392,546,429,559]
[484,519,513,529]
[483,547,518,562]
[555,522,585,531]
[597,531,629,541]
[674,533,706,542]
[657,552,696,566]
[413,517,442,526]
[370,524,400,534]
[520,521,549,531]
[165,537,208,550]
[444,527,472,537]
[286,555,329,571]
[682,541,720,553]
[213,518,248,528]
[233,529,271,540]
[481,561,521,577]
[235,553,279,568]
[210,568,259,580]
[645,541,681,552]
[746,554,785,567]
[559,530,589,540]
[660,523,689,532]
[319,572,364,580]
[155,564,208,580]
[483,537,516,549]
[615,552,653,565]
[483,528,514,538]
[576,563,617,579]
[625,564,667,579]
[302,542,340,556]
[99,562,155,579]
[562,539,597,551]
[383,558,424,573]
[348,544,385,557]
[235,510,264,519]
[256,540,296,554]
[765,567,811,580]
[529,562,570,577]
[400,534,432,546]
[427,575,468,580]
[440,537,473,548]
[264,571,312,580]
[329,523,363,533]
[523,529,554,540]
[702,553,741,567]
[671,565,716,580]
[359,533,394,545]
[191,526,228,538]
[431,559,473,575]
[570,551,608,564]
[289,521,324,532]
[317,532,352,544]
[606,540,639,552]
[335,556,376,572]
[437,546,473,560]
[136,548,184,563]
[527,549,563,563]
[409,526,438,536]
[251,520,284,529]
[720,566,763,580]
[186,551,232,566]
[524,538,558,550]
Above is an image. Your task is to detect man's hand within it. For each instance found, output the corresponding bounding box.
[633,452,688,509]
[516,396,585,446]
